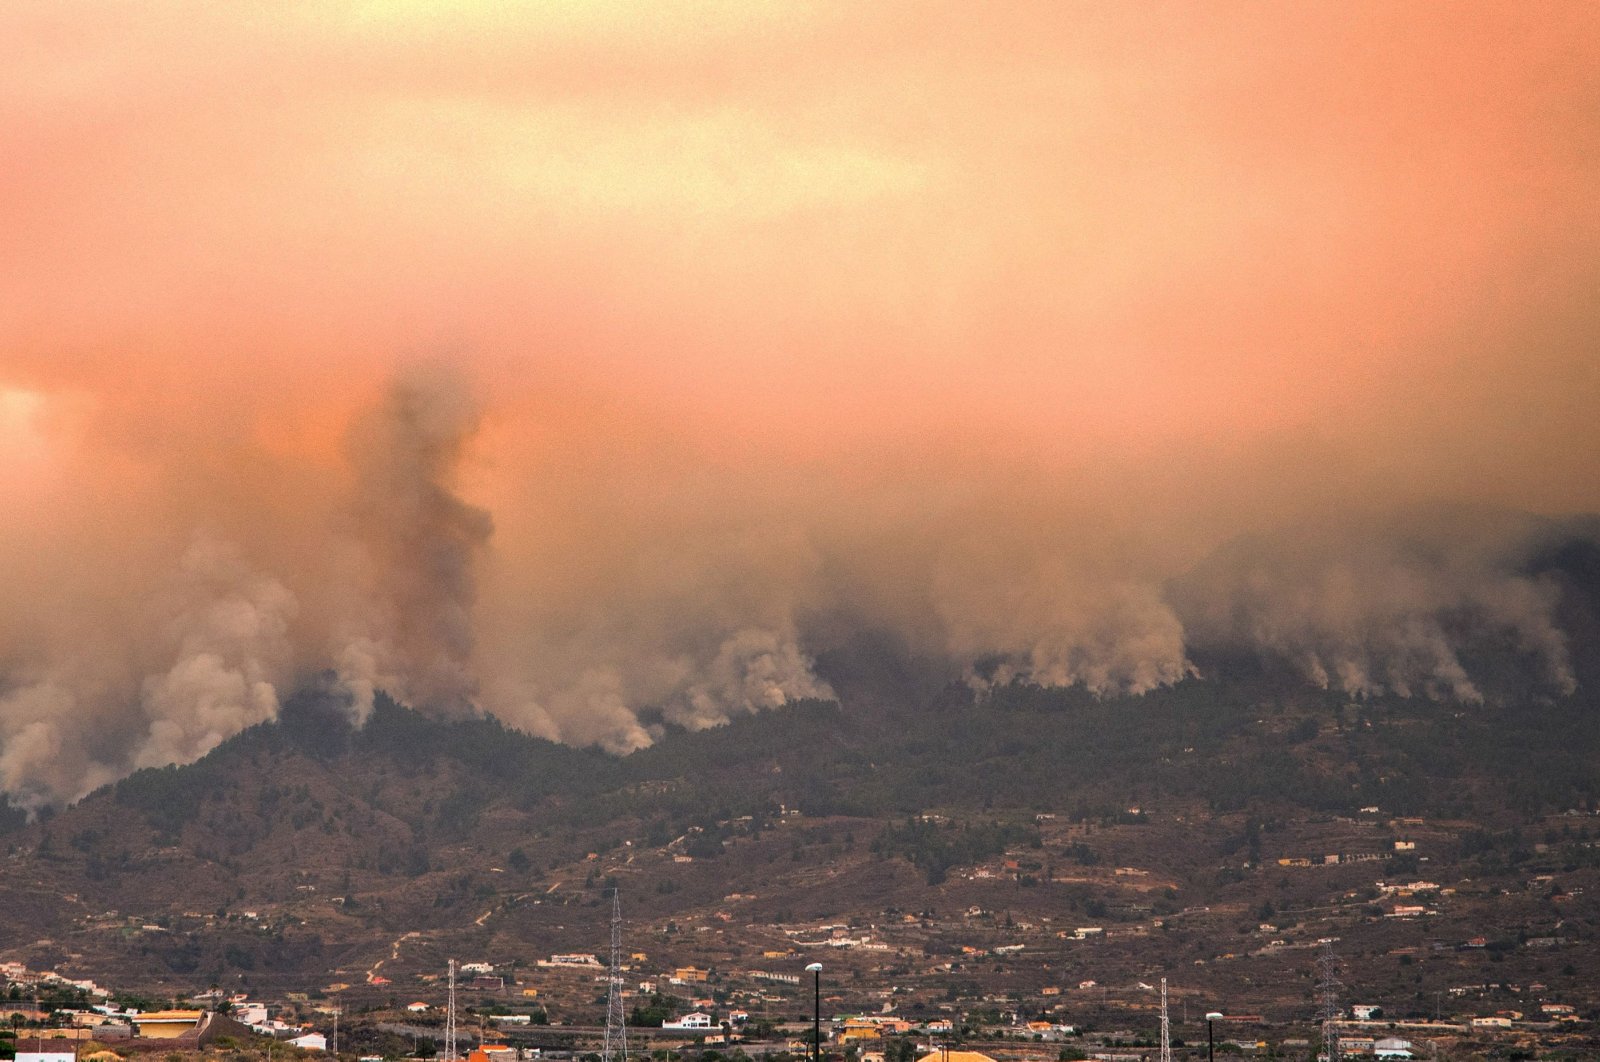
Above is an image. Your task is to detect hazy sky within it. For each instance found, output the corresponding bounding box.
[3,2,1598,804]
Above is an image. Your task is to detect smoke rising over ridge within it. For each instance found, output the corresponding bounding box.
[338,365,493,721]
[2,2,1599,803]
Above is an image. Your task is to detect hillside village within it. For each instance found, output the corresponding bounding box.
[6,786,1600,1062]
[5,691,1600,1061]
[2,933,1595,1062]
[1,927,1594,1062]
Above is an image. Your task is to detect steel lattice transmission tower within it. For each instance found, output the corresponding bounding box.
[445,958,459,1062]
[1316,941,1342,1062]
[603,889,629,1062]
[1158,979,1171,1062]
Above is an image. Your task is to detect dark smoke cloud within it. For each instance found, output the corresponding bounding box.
[337,365,494,720]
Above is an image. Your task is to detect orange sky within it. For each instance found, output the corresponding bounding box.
[3,1,1599,803]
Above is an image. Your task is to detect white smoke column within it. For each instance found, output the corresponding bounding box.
[1171,512,1578,700]
[539,667,656,754]
[929,529,1194,696]
[332,635,387,726]
[0,677,122,811]
[339,364,493,718]
[676,627,835,729]
[0,536,295,808]
[135,536,297,767]
[958,582,1193,697]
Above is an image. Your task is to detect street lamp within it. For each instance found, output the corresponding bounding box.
[1205,1012,1222,1062]
[806,963,824,1062]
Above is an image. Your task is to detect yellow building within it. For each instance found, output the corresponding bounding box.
[917,1052,997,1062]
[675,967,709,983]
[134,1011,203,1038]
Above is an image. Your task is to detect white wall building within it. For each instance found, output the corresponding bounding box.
[664,1013,714,1031]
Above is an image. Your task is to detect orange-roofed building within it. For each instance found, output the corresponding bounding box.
[467,1046,516,1062]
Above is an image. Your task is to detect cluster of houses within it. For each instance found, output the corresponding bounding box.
[0,960,340,1056]
[1,963,111,1001]
[1328,1035,1416,1058]
[1275,852,1390,868]
[6,939,1593,1062]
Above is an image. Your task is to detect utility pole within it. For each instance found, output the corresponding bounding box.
[806,963,823,1062]
[446,959,458,1062]
[603,889,628,1062]
[332,1005,339,1058]
[1317,941,1342,1062]
[1158,979,1171,1062]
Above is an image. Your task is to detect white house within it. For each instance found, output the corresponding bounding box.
[234,1003,269,1025]
[1351,1004,1382,1020]
[17,1052,78,1062]
[290,1033,329,1051]
[663,1013,714,1031]
[1374,1038,1413,1059]
[406,1002,431,1014]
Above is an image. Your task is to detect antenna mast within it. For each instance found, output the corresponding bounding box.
[1317,941,1342,1062]
[603,889,628,1062]
[446,959,459,1062]
[1158,979,1171,1062]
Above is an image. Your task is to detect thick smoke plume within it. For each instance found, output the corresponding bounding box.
[0,367,1595,808]
[2,2,1599,804]
[1169,511,1582,702]
[338,366,494,721]
[136,537,298,768]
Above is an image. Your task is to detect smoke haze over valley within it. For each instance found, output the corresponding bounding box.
[3,2,1600,807]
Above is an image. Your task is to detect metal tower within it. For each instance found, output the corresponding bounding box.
[1158,979,1171,1062]
[603,889,629,1062]
[1316,941,1342,1062]
[445,959,459,1062]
